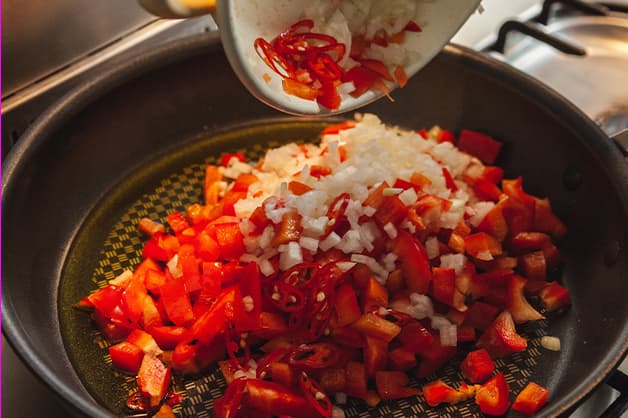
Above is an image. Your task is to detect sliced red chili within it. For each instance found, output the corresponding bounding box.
[288,342,340,370]
[299,372,332,418]
[271,281,306,312]
[256,347,290,379]
[214,377,247,418]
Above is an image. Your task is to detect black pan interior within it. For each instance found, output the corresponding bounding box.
[2,33,627,417]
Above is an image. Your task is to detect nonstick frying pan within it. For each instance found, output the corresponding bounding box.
[2,33,627,417]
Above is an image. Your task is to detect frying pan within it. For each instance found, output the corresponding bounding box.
[2,32,627,418]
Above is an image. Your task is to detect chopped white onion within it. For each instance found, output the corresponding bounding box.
[320,232,342,251]
[541,336,561,351]
[440,253,466,275]
[425,236,440,260]
[440,324,458,347]
[167,254,182,278]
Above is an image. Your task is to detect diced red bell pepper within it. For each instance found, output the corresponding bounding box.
[351,313,401,342]
[398,321,434,353]
[477,311,527,357]
[190,286,238,345]
[363,335,388,378]
[137,354,171,408]
[539,282,571,311]
[464,232,503,260]
[141,295,163,329]
[139,217,166,237]
[267,362,296,387]
[358,59,394,81]
[432,267,467,311]
[393,65,408,87]
[318,368,347,394]
[214,377,247,418]
[511,232,551,253]
[533,197,567,239]
[392,230,432,294]
[457,130,502,164]
[512,381,550,416]
[415,336,457,378]
[475,373,510,416]
[166,211,189,234]
[375,371,421,400]
[463,301,500,331]
[255,312,289,339]
[213,222,245,260]
[144,269,166,297]
[374,195,408,227]
[477,203,508,241]
[220,152,246,167]
[334,284,361,327]
[330,326,366,348]
[147,325,189,350]
[362,276,389,313]
[288,180,313,196]
[142,239,170,262]
[422,379,472,407]
[457,325,477,342]
[345,361,368,398]
[109,341,144,374]
[159,279,195,327]
[388,347,417,372]
[321,120,356,135]
[126,329,162,356]
[92,310,133,342]
[460,348,495,383]
[171,341,200,375]
[122,275,148,326]
[342,65,380,98]
[245,379,314,417]
[272,211,302,246]
[507,275,544,324]
[231,173,258,193]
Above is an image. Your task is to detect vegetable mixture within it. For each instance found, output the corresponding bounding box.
[255,0,425,109]
[77,114,571,417]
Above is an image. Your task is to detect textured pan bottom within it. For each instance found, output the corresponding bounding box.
[59,119,548,417]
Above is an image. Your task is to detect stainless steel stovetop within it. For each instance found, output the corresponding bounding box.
[2,1,627,417]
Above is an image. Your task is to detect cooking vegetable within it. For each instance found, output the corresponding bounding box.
[78,115,572,416]
[512,381,550,416]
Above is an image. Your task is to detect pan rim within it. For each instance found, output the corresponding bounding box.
[3,32,627,418]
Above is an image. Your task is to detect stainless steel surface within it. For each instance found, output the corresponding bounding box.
[2,0,154,97]
[500,15,628,136]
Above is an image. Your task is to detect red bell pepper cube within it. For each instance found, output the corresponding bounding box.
[334,284,361,327]
[512,381,550,416]
[392,230,432,294]
[477,311,527,357]
[393,65,408,87]
[363,335,388,378]
[166,211,189,234]
[533,197,567,239]
[234,262,262,331]
[460,348,495,383]
[330,326,366,348]
[521,250,547,280]
[388,347,417,372]
[423,379,470,407]
[87,284,126,319]
[375,371,421,400]
[178,244,201,293]
[362,277,389,313]
[126,329,162,355]
[318,368,347,394]
[245,379,315,417]
[345,361,368,398]
[196,230,221,262]
[171,340,200,375]
[137,354,172,408]
[92,310,132,342]
[230,173,258,193]
[475,373,510,416]
[442,167,458,191]
[220,152,246,167]
[477,203,508,241]
[147,325,189,350]
[539,282,571,311]
[141,294,163,329]
[138,217,166,237]
[159,278,195,327]
[374,195,408,227]
[457,325,477,342]
[415,336,457,378]
[457,130,502,164]
[213,378,247,418]
[398,321,434,353]
[511,232,551,253]
[122,275,148,326]
[463,301,500,331]
[190,286,238,345]
[342,65,380,98]
[272,211,302,246]
[213,222,245,260]
[464,232,503,260]
[316,81,341,110]
[351,313,401,342]
[432,267,467,311]
[109,341,144,374]
[507,275,544,324]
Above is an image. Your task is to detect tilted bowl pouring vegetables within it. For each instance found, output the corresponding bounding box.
[138,0,481,116]
[2,31,627,418]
